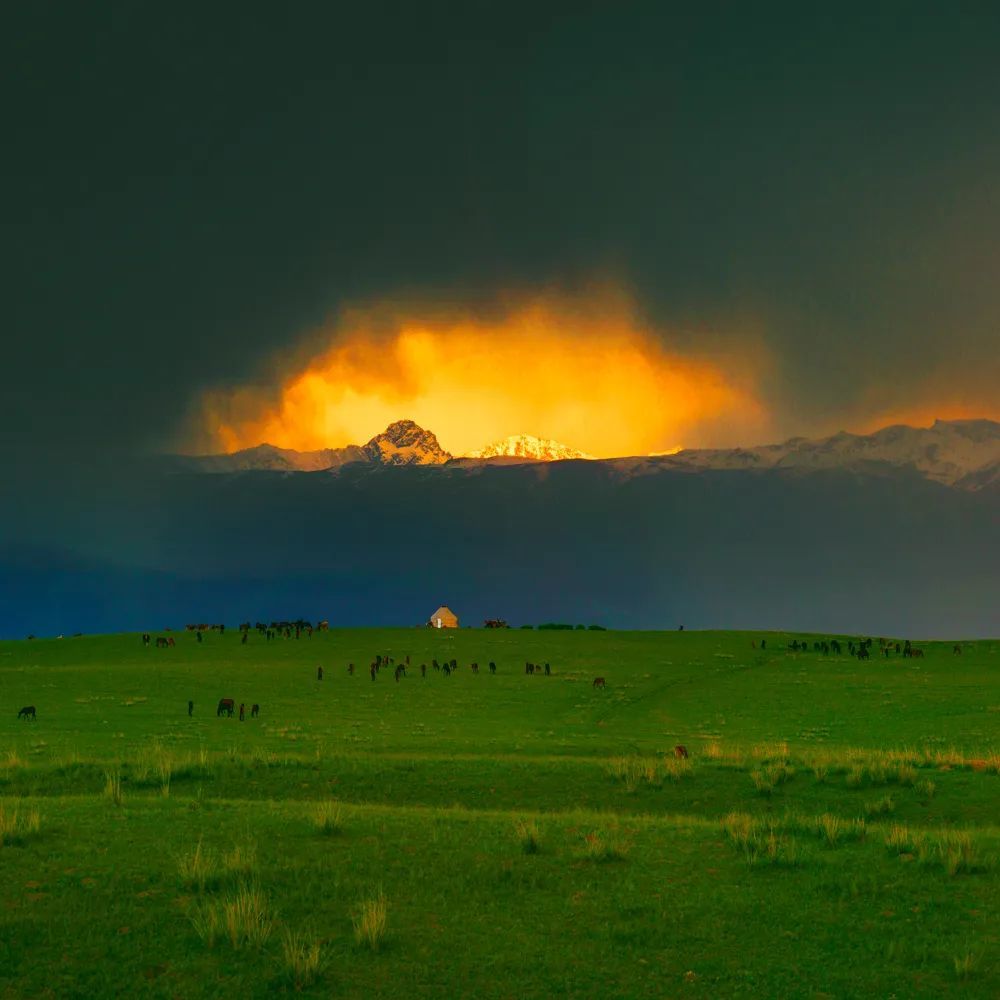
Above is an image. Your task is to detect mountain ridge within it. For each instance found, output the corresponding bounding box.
[171,418,1000,490]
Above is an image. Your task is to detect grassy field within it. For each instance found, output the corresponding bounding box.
[1,627,998,998]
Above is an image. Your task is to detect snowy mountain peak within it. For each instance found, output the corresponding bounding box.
[363,419,452,466]
[467,434,595,461]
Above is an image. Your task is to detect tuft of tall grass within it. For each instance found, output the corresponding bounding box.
[579,829,628,862]
[353,890,388,951]
[222,842,257,880]
[178,839,223,893]
[103,770,123,806]
[721,811,800,867]
[281,929,324,989]
[936,831,990,877]
[883,823,918,855]
[191,885,274,949]
[954,951,981,980]
[863,794,895,818]
[663,756,692,782]
[0,800,40,847]
[513,818,540,854]
[313,800,345,836]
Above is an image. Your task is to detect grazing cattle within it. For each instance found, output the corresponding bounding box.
[489,661,496,674]
[421,663,427,677]
[348,663,355,675]
[18,705,36,721]
[251,703,259,718]
[593,677,606,689]
[857,647,870,661]
[188,700,194,717]
[239,703,246,721]
[217,698,235,717]
[471,662,479,674]
[142,633,151,647]
[674,745,689,759]
[155,636,168,648]
[317,665,324,681]
[544,662,551,676]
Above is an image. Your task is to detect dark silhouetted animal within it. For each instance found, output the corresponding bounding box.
[593,677,606,689]
[217,698,235,717]
[239,703,246,721]
[348,663,355,675]
[489,661,496,674]
[155,636,169,648]
[188,700,194,717]
[674,745,689,759]
[18,705,36,721]
[317,665,323,681]
[142,633,151,646]
[251,704,259,718]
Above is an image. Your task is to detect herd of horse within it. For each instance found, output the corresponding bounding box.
[15,630,943,724]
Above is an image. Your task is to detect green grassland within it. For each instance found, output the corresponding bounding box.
[1,628,999,998]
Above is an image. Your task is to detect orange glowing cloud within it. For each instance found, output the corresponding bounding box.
[196,292,773,458]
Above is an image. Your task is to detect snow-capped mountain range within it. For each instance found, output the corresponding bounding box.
[173,417,1000,490]
[467,434,594,461]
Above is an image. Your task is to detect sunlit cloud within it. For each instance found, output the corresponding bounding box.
[194,291,774,458]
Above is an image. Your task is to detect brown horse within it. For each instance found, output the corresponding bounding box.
[217,698,235,717]
[674,745,689,759]
[17,705,36,721]
[593,677,606,689]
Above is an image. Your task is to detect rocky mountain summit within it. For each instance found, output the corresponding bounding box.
[362,419,452,466]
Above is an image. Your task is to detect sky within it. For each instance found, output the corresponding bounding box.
[4,3,1000,466]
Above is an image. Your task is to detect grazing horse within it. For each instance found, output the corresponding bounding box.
[251,703,259,718]
[348,663,355,675]
[674,745,689,759]
[155,636,169,648]
[489,661,496,674]
[217,698,235,717]
[18,705,36,721]
[471,662,479,674]
[593,677,606,689]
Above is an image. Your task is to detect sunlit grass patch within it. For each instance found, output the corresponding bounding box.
[103,770,123,806]
[313,800,345,836]
[513,817,541,854]
[579,828,628,862]
[863,794,895,818]
[353,889,388,951]
[190,885,274,949]
[954,950,982,980]
[0,800,40,847]
[280,928,324,989]
[178,839,224,893]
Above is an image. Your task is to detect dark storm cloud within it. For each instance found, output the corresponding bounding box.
[4,2,1000,466]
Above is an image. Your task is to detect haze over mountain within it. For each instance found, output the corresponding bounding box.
[174,418,1000,491]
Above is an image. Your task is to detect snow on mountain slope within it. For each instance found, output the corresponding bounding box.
[467,434,594,461]
[668,419,1000,487]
